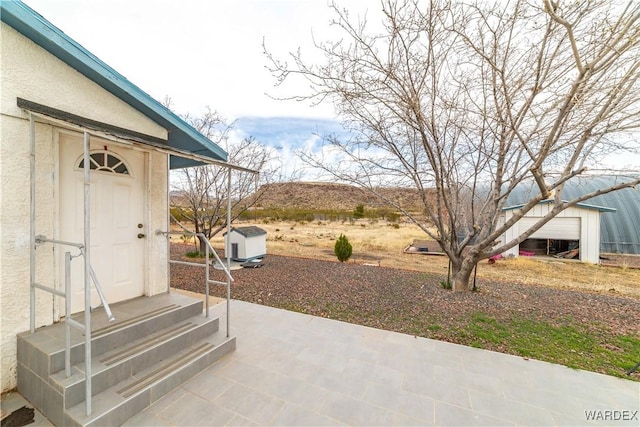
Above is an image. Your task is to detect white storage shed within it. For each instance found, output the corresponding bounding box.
[224,226,267,261]
[499,200,616,263]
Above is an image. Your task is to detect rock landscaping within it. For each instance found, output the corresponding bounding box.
[170,243,640,379]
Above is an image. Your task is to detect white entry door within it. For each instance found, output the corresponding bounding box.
[60,134,146,314]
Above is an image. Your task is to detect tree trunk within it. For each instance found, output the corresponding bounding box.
[197,234,208,255]
[451,257,477,292]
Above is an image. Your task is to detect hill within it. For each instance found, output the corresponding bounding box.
[251,181,426,212]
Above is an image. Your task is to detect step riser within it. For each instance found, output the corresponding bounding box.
[17,360,64,427]
[66,337,236,427]
[17,295,234,427]
[17,301,205,380]
[48,301,205,374]
[62,318,219,409]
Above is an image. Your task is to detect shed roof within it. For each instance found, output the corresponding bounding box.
[0,0,226,169]
[226,226,267,238]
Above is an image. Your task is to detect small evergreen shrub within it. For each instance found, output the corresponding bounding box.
[353,204,365,219]
[334,234,353,263]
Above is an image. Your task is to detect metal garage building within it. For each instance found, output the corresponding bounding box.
[500,200,615,263]
[504,175,640,257]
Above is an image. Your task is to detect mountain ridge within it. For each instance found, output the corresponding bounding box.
[252,181,426,212]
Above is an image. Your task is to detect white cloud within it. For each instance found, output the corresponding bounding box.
[227,116,349,179]
[23,0,376,121]
[21,0,639,177]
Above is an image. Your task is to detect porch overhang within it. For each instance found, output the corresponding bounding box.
[2,0,227,169]
[19,99,256,173]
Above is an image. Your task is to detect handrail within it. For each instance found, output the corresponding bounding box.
[86,253,115,322]
[33,236,115,320]
[158,229,233,337]
[35,235,83,248]
[30,236,115,417]
[164,219,234,282]
[161,232,234,282]
[158,230,235,283]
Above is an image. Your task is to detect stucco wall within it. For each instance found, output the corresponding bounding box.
[1,24,166,140]
[1,22,170,392]
[0,116,56,392]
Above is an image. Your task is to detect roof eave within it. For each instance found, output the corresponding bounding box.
[502,199,617,213]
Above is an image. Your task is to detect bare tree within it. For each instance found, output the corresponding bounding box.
[170,108,279,253]
[266,0,640,290]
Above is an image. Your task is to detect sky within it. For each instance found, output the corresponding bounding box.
[23,0,359,119]
[20,0,640,178]
[22,0,373,178]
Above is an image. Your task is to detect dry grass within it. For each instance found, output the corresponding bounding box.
[204,219,640,298]
[266,219,424,254]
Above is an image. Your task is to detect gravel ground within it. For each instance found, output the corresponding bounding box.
[170,244,640,339]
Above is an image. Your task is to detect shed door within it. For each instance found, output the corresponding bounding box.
[60,135,146,314]
[519,217,581,240]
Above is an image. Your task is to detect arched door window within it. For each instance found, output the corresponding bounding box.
[76,151,130,175]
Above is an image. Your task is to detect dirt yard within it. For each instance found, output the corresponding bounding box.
[188,219,640,298]
[169,219,640,378]
[169,237,640,379]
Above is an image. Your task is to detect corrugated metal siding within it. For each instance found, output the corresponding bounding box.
[508,176,640,254]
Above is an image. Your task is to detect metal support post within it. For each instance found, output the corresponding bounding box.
[83,131,92,416]
[205,241,210,318]
[65,252,72,378]
[166,155,171,294]
[29,113,36,333]
[226,169,232,338]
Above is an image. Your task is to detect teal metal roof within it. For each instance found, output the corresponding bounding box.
[1,0,227,169]
[503,199,617,213]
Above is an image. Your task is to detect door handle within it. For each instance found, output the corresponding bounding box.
[137,233,145,239]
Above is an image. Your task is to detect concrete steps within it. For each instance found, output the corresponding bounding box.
[17,293,234,426]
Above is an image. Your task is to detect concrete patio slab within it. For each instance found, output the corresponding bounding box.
[4,298,638,426]
[129,300,639,426]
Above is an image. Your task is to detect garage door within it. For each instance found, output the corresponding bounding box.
[518,217,580,240]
